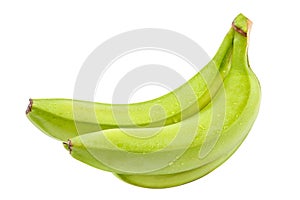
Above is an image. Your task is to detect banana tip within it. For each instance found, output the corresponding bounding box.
[63,139,73,154]
[26,98,33,115]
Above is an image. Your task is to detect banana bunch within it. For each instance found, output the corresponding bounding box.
[26,14,261,188]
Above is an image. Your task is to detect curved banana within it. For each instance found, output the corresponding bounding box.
[114,145,238,188]
[62,14,261,188]
[116,14,261,188]
[26,28,234,141]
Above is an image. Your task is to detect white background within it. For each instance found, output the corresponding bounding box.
[1,0,300,199]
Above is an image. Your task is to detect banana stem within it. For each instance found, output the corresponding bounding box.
[232,23,247,37]
[232,13,252,37]
[231,14,251,72]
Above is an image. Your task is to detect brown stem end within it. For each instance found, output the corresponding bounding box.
[63,139,73,154]
[26,98,33,115]
[232,22,248,37]
[232,13,252,37]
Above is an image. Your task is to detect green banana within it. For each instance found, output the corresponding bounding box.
[114,144,239,188]
[116,14,260,188]
[62,14,261,188]
[26,28,234,141]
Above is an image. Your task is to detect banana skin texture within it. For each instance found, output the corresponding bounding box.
[26,13,260,188]
[61,14,261,188]
[26,28,234,141]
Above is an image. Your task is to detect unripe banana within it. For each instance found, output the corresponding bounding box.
[114,146,238,188]
[63,14,261,188]
[26,28,234,141]
[116,14,261,188]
